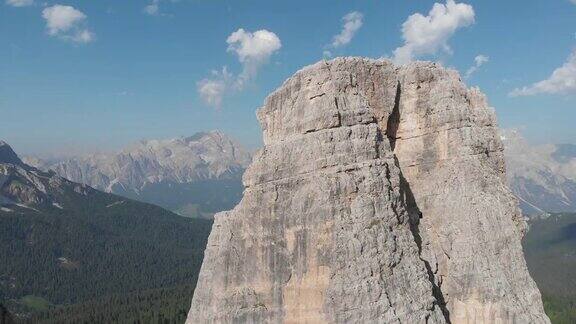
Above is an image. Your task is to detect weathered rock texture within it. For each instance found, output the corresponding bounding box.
[188,58,549,323]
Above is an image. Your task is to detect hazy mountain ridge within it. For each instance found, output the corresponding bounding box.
[24,131,251,218]
[26,131,251,191]
[21,128,576,219]
[502,129,576,215]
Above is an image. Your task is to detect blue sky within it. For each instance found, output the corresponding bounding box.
[1,0,575,156]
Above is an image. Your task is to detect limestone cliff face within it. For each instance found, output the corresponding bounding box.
[187,58,549,323]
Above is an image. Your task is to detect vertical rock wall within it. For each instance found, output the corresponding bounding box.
[188,58,549,324]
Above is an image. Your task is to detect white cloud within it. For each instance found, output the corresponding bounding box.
[474,54,489,65]
[143,1,159,16]
[42,5,85,35]
[42,5,94,43]
[197,29,282,108]
[143,0,180,16]
[465,54,489,78]
[72,29,94,43]
[510,50,576,97]
[226,28,282,84]
[198,79,226,107]
[6,0,33,7]
[331,11,363,48]
[197,68,233,109]
[392,0,475,65]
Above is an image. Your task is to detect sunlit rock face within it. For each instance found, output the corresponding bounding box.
[187,58,549,324]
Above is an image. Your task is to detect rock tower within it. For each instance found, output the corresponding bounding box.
[187,58,549,323]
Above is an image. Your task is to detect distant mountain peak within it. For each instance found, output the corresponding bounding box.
[26,131,252,217]
[133,131,237,150]
[0,140,23,166]
[183,130,228,143]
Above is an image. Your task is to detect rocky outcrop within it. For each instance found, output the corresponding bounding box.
[188,58,549,323]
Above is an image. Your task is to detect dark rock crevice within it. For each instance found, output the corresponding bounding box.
[386,82,402,151]
[383,84,450,321]
[395,157,451,323]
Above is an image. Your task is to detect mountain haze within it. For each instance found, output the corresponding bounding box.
[502,129,576,215]
[26,131,251,218]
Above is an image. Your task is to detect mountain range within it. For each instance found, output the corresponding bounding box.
[502,129,576,215]
[2,113,574,322]
[22,128,576,219]
[25,131,251,219]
